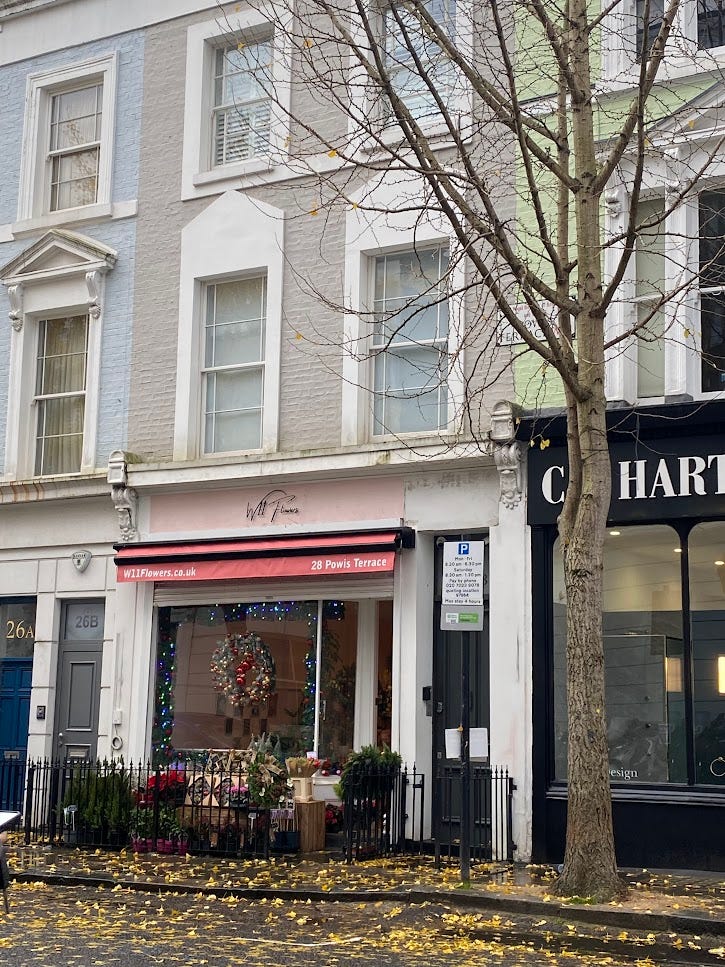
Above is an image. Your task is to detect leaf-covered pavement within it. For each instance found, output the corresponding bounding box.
[8,845,725,924]
[1,882,723,967]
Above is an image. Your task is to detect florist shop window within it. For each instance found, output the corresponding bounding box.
[553,524,725,787]
[153,601,357,764]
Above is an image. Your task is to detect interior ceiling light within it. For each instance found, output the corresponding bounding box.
[609,530,621,536]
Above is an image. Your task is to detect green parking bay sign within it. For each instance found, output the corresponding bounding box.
[440,541,485,631]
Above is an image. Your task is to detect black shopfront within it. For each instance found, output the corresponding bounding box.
[525,402,725,871]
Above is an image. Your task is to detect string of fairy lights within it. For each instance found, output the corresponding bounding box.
[152,601,344,762]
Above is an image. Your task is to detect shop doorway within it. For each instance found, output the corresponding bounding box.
[55,601,105,762]
[431,533,490,847]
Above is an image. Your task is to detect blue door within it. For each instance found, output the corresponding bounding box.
[0,658,32,810]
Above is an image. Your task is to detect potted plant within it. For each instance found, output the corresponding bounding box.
[130,805,153,853]
[156,806,178,853]
[336,745,402,800]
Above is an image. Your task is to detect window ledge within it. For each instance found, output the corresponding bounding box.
[0,472,108,504]
[361,113,474,157]
[598,48,725,93]
[10,200,137,239]
[184,160,275,199]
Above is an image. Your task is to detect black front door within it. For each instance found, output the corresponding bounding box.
[432,533,490,850]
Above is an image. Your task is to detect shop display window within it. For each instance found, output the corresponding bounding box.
[687,522,725,785]
[553,526,686,784]
[553,522,725,787]
[153,600,366,764]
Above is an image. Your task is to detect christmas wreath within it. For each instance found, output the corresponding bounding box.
[210,632,276,707]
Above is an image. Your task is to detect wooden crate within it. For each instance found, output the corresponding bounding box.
[295,799,325,852]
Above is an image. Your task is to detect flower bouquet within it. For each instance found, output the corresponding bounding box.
[284,756,319,778]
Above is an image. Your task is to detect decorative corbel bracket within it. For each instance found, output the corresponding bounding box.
[493,441,523,510]
[489,400,523,510]
[8,284,23,331]
[108,449,138,542]
[86,270,102,320]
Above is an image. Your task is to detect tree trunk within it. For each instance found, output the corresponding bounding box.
[556,399,622,900]
[553,0,623,901]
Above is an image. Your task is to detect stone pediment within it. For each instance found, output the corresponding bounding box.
[649,80,725,141]
[1,229,117,331]
[0,229,117,286]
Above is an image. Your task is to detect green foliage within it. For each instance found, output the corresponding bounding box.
[337,745,402,799]
[246,749,288,807]
[63,763,134,832]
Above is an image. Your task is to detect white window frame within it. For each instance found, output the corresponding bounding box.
[342,174,465,445]
[201,275,267,455]
[601,0,725,87]
[370,245,451,437]
[0,231,116,481]
[605,157,725,403]
[173,191,284,460]
[383,0,459,124]
[181,9,292,201]
[16,54,118,232]
[348,0,473,149]
[33,313,90,476]
[211,40,272,168]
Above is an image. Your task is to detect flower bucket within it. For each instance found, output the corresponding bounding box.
[291,777,313,802]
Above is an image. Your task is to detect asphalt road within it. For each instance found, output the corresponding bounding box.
[0,882,714,966]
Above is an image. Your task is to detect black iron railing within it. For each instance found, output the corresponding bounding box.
[3,757,285,857]
[342,765,425,861]
[0,756,25,814]
[434,765,516,863]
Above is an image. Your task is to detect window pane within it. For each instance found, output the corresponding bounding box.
[155,601,360,764]
[701,295,725,392]
[204,369,263,453]
[553,526,685,784]
[374,345,448,433]
[213,277,266,325]
[635,199,665,298]
[50,85,102,150]
[699,192,725,391]
[374,249,449,345]
[0,599,37,660]
[699,191,725,286]
[213,103,271,165]
[635,0,664,58]
[205,277,266,366]
[372,247,449,434]
[687,523,725,786]
[50,149,99,211]
[206,408,262,452]
[35,397,84,475]
[636,303,665,398]
[385,0,456,121]
[698,0,725,48]
[207,319,264,367]
[36,316,88,396]
[213,41,271,165]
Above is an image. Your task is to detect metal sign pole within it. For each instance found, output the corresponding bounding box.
[439,540,484,888]
[460,630,471,886]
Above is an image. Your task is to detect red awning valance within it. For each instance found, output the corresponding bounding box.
[114,528,413,583]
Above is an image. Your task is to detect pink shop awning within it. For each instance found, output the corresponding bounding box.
[114,528,414,583]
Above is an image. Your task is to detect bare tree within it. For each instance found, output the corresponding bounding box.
[217,0,725,898]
